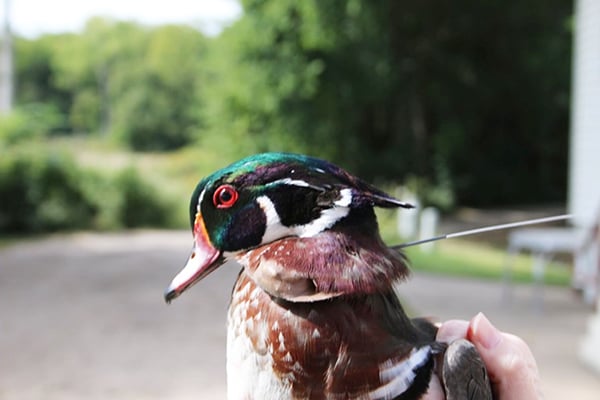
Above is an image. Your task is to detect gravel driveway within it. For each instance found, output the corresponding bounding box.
[1,231,599,399]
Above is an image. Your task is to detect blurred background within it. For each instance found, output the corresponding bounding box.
[1,0,600,399]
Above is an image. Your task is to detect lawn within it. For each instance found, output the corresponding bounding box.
[405,240,570,285]
[376,209,571,286]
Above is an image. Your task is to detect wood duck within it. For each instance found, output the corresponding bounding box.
[165,153,491,400]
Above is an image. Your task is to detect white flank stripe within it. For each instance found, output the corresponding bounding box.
[369,346,432,399]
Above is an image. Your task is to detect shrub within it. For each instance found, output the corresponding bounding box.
[0,148,97,233]
[0,104,65,145]
[111,74,195,151]
[114,167,173,228]
[0,148,175,234]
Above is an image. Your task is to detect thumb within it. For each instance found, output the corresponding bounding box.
[467,313,543,399]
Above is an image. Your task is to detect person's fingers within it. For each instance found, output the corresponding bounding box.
[436,319,469,343]
[436,314,543,399]
[467,313,543,399]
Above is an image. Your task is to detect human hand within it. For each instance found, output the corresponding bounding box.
[436,312,543,399]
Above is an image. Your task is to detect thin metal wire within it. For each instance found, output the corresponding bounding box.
[391,214,573,250]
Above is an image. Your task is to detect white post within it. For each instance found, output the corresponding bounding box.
[0,0,13,114]
[418,207,439,253]
[396,187,419,240]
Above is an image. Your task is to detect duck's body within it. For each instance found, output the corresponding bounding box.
[165,153,491,400]
[227,272,435,400]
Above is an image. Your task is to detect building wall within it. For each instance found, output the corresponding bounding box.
[569,0,600,227]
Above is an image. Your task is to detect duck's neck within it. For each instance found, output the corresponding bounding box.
[234,207,410,302]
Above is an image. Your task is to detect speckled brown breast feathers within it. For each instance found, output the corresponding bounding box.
[228,271,437,399]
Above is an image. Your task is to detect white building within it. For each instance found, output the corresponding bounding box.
[572,0,600,375]
[569,0,600,226]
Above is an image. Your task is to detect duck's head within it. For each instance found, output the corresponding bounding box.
[164,153,413,303]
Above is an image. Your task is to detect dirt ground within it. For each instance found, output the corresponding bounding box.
[2,230,600,399]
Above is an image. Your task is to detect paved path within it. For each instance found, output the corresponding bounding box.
[1,231,599,399]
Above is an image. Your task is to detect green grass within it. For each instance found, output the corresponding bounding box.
[376,209,571,286]
[0,235,22,249]
[405,240,570,286]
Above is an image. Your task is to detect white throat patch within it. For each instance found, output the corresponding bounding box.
[256,188,352,243]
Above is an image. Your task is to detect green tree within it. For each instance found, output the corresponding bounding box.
[38,18,208,149]
[13,35,72,133]
[206,0,572,206]
[51,18,149,134]
[111,25,207,150]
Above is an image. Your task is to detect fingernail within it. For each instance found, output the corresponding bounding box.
[470,312,502,349]
[436,320,469,343]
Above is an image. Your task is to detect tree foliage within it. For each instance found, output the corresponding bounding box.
[14,18,207,150]
[207,0,572,205]
[11,2,572,206]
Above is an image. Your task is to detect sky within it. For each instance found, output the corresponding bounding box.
[1,0,242,37]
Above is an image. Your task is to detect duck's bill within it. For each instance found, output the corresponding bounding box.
[164,216,222,303]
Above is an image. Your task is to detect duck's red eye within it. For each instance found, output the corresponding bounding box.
[213,185,238,209]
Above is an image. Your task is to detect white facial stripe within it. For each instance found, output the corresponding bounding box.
[334,188,352,207]
[196,188,206,213]
[256,189,352,243]
[298,190,350,237]
[269,178,311,188]
[256,196,296,243]
[369,346,432,399]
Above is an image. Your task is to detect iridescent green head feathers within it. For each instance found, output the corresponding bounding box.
[165,152,412,302]
[188,152,411,251]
